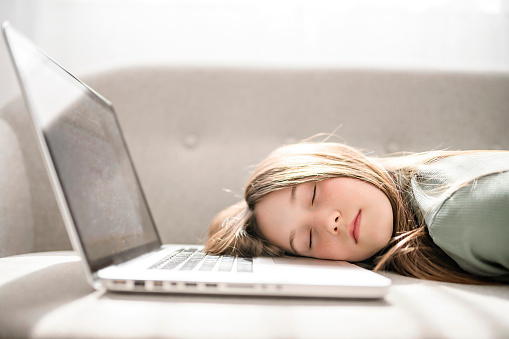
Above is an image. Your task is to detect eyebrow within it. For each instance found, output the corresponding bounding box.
[289,229,297,254]
[290,186,296,204]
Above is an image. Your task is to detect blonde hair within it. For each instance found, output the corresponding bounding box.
[205,142,493,284]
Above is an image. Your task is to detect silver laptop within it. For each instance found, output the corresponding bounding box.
[3,22,391,298]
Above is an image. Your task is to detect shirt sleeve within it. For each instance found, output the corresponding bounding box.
[428,171,509,282]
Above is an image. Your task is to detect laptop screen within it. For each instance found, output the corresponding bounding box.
[4,25,161,273]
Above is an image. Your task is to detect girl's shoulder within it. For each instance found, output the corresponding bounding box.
[409,152,509,282]
[410,151,509,222]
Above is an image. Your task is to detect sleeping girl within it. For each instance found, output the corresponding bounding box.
[205,141,509,284]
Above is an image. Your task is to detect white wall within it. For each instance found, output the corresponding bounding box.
[0,0,39,108]
[1,0,509,108]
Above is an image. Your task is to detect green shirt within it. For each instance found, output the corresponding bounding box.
[409,152,509,282]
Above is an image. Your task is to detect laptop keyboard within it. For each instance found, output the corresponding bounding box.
[150,248,253,273]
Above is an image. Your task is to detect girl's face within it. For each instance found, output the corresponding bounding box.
[255,178,394,262]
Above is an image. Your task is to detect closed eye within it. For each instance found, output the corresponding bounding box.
[309,228,313,248]
[311,184,317,206]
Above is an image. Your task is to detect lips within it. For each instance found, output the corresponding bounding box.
[349,211,361,244]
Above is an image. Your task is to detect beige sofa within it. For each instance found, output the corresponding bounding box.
[1,66,509,338]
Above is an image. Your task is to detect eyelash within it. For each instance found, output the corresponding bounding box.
[309,228,313,249]
[309,184,316,249]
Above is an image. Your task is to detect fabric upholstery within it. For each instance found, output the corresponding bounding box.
[0,100,71,257]
[1,252,509,338]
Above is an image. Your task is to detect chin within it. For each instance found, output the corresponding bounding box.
[357,243,388,262]
[347,250,377,262]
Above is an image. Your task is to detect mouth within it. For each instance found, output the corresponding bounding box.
[349,211,361,244]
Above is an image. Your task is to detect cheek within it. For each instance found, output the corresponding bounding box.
[313,237,344,260]
[380,215,394,244]
[368,200,394,248]
[379,197,394,235]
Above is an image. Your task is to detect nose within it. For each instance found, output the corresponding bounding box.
[319,210,341,235]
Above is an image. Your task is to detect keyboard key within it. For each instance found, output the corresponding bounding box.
[218,256,235,272]
[199,255,220,271]
[154,249,197,270]
[180,253,206,270]
[236,258,253,272]
[150,248,253,273]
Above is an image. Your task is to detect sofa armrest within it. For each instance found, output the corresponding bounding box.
[0,99,71,257]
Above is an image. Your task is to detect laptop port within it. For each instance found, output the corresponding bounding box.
[227,283,254,289]
[134,280,145,287]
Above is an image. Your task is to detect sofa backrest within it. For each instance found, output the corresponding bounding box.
[1,67,508,257]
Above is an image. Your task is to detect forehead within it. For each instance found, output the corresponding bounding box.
[255,187,292,223]
[254,187,295,251]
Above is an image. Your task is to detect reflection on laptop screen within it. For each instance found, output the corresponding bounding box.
[5,26,160,272]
